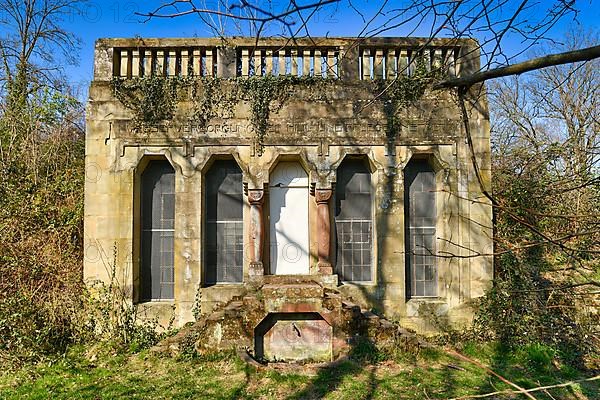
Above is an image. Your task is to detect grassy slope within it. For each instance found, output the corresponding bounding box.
[0,343,597,400]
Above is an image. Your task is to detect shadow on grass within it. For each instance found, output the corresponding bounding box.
[228,363,253,399]
[456,341,599,400]
[285,338,381,400]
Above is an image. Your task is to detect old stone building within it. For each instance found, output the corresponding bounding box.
[85,37,493,361]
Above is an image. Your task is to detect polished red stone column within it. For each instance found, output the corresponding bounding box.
[248,189,264,277]
[315,189,333,275]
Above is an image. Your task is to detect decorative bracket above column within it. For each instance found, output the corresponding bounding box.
[315,189,332,203]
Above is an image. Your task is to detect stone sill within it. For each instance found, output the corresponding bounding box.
[137,300,175,304]
[340,281,377,288]
[406,297,444,304]
[203,283,244,287]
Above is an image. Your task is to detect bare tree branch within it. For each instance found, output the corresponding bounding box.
[137,0,339,24]
[445,349,537,400]
[450,375,600,399]
[435,45,600,89]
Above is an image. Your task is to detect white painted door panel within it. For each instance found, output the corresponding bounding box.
[269,162,309,275]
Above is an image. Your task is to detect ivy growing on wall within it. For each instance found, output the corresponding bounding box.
[373,57,443,144]
[111,75,330,155]
[111,76,234,129]
[189,77,237,128]
[112,76,184,127]
[236,75,328,155]
[111,70,438,155]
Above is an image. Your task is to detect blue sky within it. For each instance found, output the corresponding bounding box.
[56,0,599,88]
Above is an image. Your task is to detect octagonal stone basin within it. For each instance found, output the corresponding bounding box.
[254,312,333,362]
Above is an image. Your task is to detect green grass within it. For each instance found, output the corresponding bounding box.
[0,342,597,399]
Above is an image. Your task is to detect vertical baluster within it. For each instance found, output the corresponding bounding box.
[362,49,371,80]
[277,50,286,76]
[314,49,322,77]
[144,50,152,76]
[452,47,460,77]
[408,50,416,76]
[398,49,408,75]
[241,49,250,76]
[156,50,165,76]
[206,49,214,76]
[303,49,311,76]
[193,49,201,76]
[326,50,335,78]
[132,50,140,77]
[120,50,129,77]
[433,48,442,70]
[265,49,273,75]
[374,49,384,79]
[290,49,298,76]
[181,50,189,76]
[446,48,456,77]
[168,50,177,76]
[386,49,396,80]
[252,49,261,76]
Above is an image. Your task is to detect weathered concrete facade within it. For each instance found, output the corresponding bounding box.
[84,37,493,343]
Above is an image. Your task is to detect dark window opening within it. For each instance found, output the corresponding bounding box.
[205,160,243,285]
[404,159,437,298]
[335,159,372,282]
[140,160,175,301]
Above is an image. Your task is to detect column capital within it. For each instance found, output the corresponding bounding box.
[247,188,264,204]
[315,188,332,204]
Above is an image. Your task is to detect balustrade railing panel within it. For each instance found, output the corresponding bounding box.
[101,38,473,82]
[357,46,460,80]
[235,47,340,78]
[113,47,218,78]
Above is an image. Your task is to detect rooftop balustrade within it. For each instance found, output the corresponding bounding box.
[94,37,479,82]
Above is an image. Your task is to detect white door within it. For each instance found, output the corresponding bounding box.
[269,162,309,275]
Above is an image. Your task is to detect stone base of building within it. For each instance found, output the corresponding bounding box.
[149,275,456,363]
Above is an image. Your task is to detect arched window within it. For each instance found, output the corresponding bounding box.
[404,159,437,298]
[140,160,175,301]
[335,158,373,282]
[205,160,243,284]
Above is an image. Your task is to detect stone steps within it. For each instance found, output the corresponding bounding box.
[151,281,425,360]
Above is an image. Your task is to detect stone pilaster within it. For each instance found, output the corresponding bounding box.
[248,189,265,277]
[315,189,333,275]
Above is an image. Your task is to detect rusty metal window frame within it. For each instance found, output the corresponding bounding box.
[140,160,175,301]
[404,159,437,298]
[335,159,373,282]
[204,160,244,285]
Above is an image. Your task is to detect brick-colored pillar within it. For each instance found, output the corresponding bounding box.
[248,189,264,276]
[315,189,333,274]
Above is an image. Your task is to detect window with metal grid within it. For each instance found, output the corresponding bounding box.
[404,159,437,298]
[335,159,372,282]
[205,160,243,284]
[140,160,175,301]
